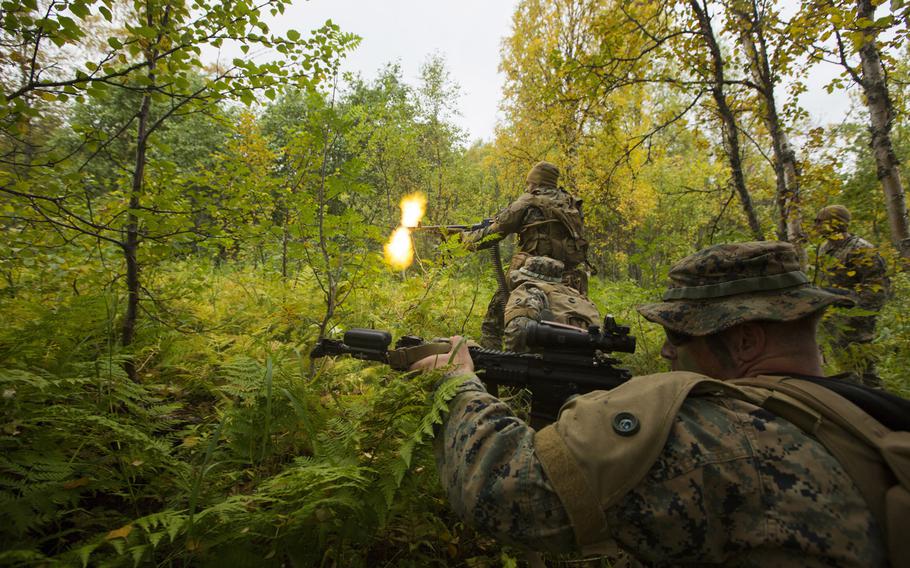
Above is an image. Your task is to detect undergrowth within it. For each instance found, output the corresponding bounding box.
[0,259,907,566]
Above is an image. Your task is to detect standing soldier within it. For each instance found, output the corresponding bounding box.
[504,256,600,353]
[462,161,589,349]
[814,205,891,387]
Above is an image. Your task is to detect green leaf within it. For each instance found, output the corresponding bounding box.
[78,543,99,568]
[108,37,122,49]
[287,29,300,41]
[136,25,157,39]
[70,2,89,19]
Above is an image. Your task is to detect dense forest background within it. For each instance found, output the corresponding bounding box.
[2,0,910,565]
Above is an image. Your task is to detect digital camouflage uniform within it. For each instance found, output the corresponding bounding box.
[503,256,600,353]
[815,205,891,387]
[462,161,589,350]
[434,241,886,565]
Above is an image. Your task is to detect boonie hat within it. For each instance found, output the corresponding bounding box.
[637,241,853,336]
[519,256,564,282]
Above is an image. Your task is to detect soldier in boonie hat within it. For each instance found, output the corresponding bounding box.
[409,240,899,565]
[637,241,853,337]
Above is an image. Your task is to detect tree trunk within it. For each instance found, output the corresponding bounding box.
[733,0,805,263]
[856,0,910,258]
[315,84,340,343]
[122,7,159,380]
[281,222,289,279]
[122,89,151,381]
[691,0,764,241]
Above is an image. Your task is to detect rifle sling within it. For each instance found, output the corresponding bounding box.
[387,342,452,370]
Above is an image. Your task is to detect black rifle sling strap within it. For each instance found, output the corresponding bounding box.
[731,376,910,567]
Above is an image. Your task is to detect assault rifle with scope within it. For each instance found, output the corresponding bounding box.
[311,317,636,425]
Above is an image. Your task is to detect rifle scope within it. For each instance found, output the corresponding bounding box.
[343,328,392,351]
[526,317,636,354]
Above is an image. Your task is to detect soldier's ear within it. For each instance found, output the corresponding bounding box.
[728,323,766,366]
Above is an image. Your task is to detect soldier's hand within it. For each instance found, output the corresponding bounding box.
[409,336,475,375]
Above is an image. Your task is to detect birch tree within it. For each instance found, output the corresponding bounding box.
[793,0,910,258]
[728,0,805,259]
[688,0,765,240]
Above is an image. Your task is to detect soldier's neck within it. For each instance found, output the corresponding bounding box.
[734,348,825,379]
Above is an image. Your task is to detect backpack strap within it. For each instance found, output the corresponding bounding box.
[731,376,910,564]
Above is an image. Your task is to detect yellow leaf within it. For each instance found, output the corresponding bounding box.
[106,524,133,540]
[182,436,200,447]
[131,460,144,467]
[847,270,857,276]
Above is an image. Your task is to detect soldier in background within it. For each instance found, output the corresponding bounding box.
[814,204,891,387]
[462,161,589,350]
[503,256,600,353]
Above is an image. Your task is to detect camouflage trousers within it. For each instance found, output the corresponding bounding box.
[479,258,589,350]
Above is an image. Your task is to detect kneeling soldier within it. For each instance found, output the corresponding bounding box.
[504,256,600,353]
[413,241,910,566]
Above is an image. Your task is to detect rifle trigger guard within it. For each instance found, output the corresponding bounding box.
[387,342,452,370]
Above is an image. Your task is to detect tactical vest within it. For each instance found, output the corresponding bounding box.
[505,280,600,330]
[534,372,910,565]
[819,234,891,309]
[517,188,588,268]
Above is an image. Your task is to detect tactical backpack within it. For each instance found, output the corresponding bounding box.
[535,372,910,565]
[505,280,600,331]
[729,376,910,567]
[516,188,588,268]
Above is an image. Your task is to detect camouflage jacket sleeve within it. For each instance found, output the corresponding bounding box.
[462,194,543,251]
[841,246,889,308]
[819,238,890,309]
[434,375,577,553]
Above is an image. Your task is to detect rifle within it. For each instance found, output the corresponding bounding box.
[311,317,636,425]
[412,218,511,309]
[412,218,493,233]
